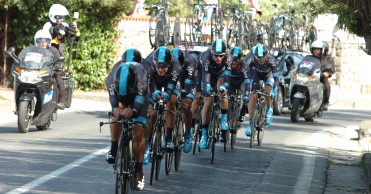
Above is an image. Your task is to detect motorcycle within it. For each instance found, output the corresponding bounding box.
[289,55,323,122]
[4,46,64,133]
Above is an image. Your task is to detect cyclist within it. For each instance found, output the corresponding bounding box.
[320,41,335,111]
[145,47,181,150]
[227,47,251,137]
[43,4,80,56]
[245,44,278,136]
[33,29,67,110]
[106,62,150,191]
[106,48,154,166]
[171,48,197,153]
[192,39,232,149]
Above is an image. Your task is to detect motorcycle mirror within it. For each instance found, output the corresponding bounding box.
[4,47,15,57]
[58,56,65,62]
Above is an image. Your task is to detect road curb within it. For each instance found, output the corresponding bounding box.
[360,120,371,194]
[363,153,371,194]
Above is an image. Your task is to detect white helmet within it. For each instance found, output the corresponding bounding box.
[34,30,52,47]
[48,4,69,23]
[310,40,324,55]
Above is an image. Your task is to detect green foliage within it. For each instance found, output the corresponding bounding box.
[1,0,131,90]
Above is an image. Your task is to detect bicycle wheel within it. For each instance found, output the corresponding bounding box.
[215,8,224,40]
[174,112,183,171]
[191,8,200,45]
[226,14,237,48]
[193,105,202,155]
[149,12,157,48]
[155,129,163,180]
[149,130,157,185]
[250,108,259,148]
[115,139,130,194]
[223,130,230,152]
[230,102,240,149]
[165,139,173,175]
[209,115,216,164]
[257,104,266,146]
[184,18,192,46]
[172,17,181,46]
[155,19,165,48]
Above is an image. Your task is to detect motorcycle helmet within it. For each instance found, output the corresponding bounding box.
[310,40,324,55]
[171,48,185,64]
[153,47,172,68]
[113,62,137,96]
[211,39,227,56]
[230,47,243,61]
[49,4,69,23]
[34,29,52,47]
[122,48,142,63]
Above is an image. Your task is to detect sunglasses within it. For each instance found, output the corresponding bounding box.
[54,15,64,19]
[36,38,50,44]
[213,54,225,58]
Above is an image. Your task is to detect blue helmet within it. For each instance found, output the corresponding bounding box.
[122,48,142,63]
[113,62,137,96]
[211,39,227,56]
[171,48,185,64]
[252,44,268,60]
[230,47,243,60]
[153,47,172,68]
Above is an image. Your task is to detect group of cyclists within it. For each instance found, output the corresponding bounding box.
[104,37,280,190]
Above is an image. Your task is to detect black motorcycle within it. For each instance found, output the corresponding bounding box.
[4,46,66,133]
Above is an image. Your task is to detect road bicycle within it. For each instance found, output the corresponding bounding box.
[227,90,242,150]
[165,95,183,174]
[149,96,176,185]
[99,114,135,194]
[208,92,221,164]
[190,0,208,46]
[148,0,171,49]
[250,81,268,148]
[226,3,243,49]
[210,4,224,43]
[298,14,317,52]
[192,96,203,155]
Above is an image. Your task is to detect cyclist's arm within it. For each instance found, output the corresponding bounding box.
[183,56,196,94]
[165,58,181,96]
[241,58,251,93]
[268,55,279,89]
[132,65,149,125]
[201,58,211,95]
[106,61,122,112]
[222,54,232,92]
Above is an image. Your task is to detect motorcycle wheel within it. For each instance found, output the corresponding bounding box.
[290,98,301,123]
[18,101,32,133]
[273,87,283,115]
[36,118,51,130]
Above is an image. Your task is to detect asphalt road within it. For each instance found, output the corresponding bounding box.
[0,98,369,194]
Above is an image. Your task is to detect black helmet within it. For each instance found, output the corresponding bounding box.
[113,62,137,96]
[171,48,185,64]
[122,48,142,63]
[153,47,172,68]
[322,41,329,54]
[230,47,243,61]
[211,39,227,56]
[252,44,268,60]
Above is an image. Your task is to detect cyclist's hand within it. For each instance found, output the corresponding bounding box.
[153,90,162,101]
[219,84,227,93]
[121,108,133,118]
[206,84,212,96]
[181,89,187,98]
[243,95,249,103]
[162,92,170,102]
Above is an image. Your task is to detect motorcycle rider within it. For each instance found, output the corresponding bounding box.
[43,4,80,56]
[106,61,150,191]
[171,48,197,153]
[245,44,278,136]
[106,48,154,166]
[34,29,66,110]
[320,41,336,111]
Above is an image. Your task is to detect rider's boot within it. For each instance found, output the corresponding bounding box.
[245,120,253,136]
[265,107,273,125]
[199,128,208,149]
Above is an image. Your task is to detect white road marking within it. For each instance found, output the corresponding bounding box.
[6,146,110,194]
[293,148,317,194]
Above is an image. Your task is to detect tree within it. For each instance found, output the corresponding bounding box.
[321,0,371,55]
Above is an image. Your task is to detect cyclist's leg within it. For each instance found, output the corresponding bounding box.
[181,92,194,153]
[264,73,274,125]
[165,93,178,149]
[217,76,229,131]
[246,72,260,136]
[132,124,146,190]
[143,102,156,165]
[106,91,122,164]
[191,91,201,129]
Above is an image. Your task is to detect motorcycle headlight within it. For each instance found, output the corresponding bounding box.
[18,70,42,83]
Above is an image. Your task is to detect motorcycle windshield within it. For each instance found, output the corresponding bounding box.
[296,56,320,76]
[18,46,54,70]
